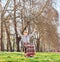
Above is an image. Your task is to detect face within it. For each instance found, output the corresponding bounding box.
[23,32,28,36]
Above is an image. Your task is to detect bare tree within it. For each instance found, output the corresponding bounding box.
[0,0,59,52]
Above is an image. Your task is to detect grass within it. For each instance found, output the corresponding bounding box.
[0,52,60,62]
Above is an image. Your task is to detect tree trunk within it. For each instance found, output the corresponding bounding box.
[1,13,4,51]
[36,38,40,52]
[4,22,13,51]
[14,0,20,52]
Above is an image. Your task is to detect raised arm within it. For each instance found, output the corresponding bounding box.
[29,30,36,37]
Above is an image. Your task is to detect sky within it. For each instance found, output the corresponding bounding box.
[1,0,60,33]
[55,0,60,33]
[56,0,60,13]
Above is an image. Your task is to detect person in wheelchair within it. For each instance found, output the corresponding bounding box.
[17,29,36,57]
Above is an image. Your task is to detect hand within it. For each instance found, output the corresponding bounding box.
[34,29,37,32]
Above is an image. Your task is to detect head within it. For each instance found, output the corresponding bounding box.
[23,30,28,36]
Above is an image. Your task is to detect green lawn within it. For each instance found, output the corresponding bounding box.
[0,52,60,62]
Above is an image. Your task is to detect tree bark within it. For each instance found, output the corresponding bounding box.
[1,12,4,51]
